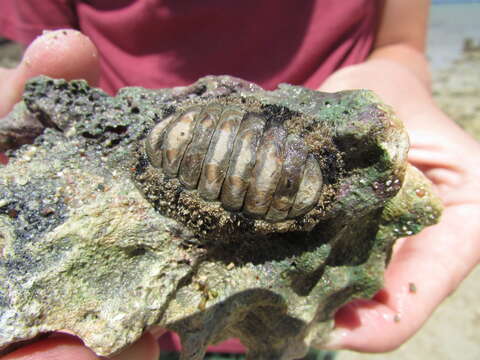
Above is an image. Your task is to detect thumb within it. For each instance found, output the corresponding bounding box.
[0,29,100,117]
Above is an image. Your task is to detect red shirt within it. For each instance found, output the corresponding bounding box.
[0,0,380,94]
[0,0,381,352]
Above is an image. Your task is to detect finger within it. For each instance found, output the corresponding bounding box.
[146,326,167,339]
[407,130,480,204]
[1,334,98,360]
[325,204,480,352]
[111,331,160,360]
[20,29,100,86]
[0,29,100,117]
[1,331,162,360]
[0,153,7,165]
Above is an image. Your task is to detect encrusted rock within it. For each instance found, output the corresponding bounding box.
[0,76,442,359]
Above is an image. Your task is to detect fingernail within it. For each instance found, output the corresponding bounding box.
[323,328,348,350]
[148,326,166,338]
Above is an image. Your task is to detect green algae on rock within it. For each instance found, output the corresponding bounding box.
[0,76,442,359]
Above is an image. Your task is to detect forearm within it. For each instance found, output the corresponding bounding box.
[320,45,433,124]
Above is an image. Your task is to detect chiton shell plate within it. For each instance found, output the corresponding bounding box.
[136,94,341,241]
[145,103,323,223]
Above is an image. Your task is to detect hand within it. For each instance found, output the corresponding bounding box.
[0,30,162,359]
[0,330,164,360]
[319,62,480,352]
[0,29,100,164]
[0,29,100,118]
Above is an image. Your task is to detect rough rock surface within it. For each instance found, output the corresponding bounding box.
[0,76,442,359]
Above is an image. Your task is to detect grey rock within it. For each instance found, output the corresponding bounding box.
[0,76,442,359]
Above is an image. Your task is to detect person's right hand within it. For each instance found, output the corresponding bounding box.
[0,30,155,358]
[0,29,100,164]
[0,29,100,118]
[0,29,170,359]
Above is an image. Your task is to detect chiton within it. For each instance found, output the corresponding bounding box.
[145,103,324,223]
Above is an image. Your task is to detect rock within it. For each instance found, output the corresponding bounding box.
[0,76,442,359]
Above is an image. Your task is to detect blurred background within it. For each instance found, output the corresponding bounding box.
[0,0,479,359]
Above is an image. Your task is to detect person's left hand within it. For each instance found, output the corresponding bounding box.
[0,330,164,360]
[318,60,480,352]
